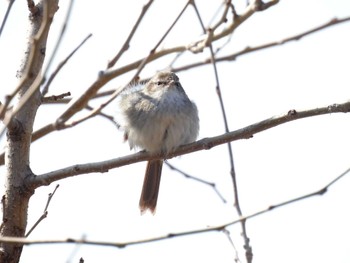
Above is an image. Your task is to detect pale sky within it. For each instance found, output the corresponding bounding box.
[1,0,350,262]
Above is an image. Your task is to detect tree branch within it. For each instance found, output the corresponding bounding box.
[41,0,76,95]
[42,92,71,103]
[29,100,350,188]
[172,16,350,72]
[164,161,227,203]
[25,184,59,237]
[106,0,154,69]
[41,33,92,95]
[0,0,15,38]
[191,1,253,260]
[2,165,350,248]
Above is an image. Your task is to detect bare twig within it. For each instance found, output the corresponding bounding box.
[66,234,86,263]
[3,166,350,247]
[25,184,59,237]
[254,0,280,11]
[42,92,71,103]
[222,229,242,263]
[191,1,253,262]
[24,212,48,238]
[168,51,186,69]
[164,161,227,203]
[0,0,15,38]
[187,0,278,53]
[43,184,59,212]
[84,104,120,129]
[28,100,350,188]
[107,0,154,69]
[173,16,350,72]
[209,0,234,32]
[42,33,92,95]
[219,16,350,59]
[207,0,225,28]
[212,1,238,55]
[41,92,116,127]
[41,0,76,95]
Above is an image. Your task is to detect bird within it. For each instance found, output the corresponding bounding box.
[118,71,199,213]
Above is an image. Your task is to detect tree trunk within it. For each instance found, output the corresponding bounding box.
[0,1,59,262]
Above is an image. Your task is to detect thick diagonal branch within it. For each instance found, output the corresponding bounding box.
[29,101,350,188]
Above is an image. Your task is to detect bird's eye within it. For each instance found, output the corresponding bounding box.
[155,81,165,86]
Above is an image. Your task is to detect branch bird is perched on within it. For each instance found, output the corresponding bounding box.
[119,71,199,214]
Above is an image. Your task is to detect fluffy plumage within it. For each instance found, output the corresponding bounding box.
[119,71,199,213]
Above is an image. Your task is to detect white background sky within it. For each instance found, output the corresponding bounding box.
[1,0,350,262]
